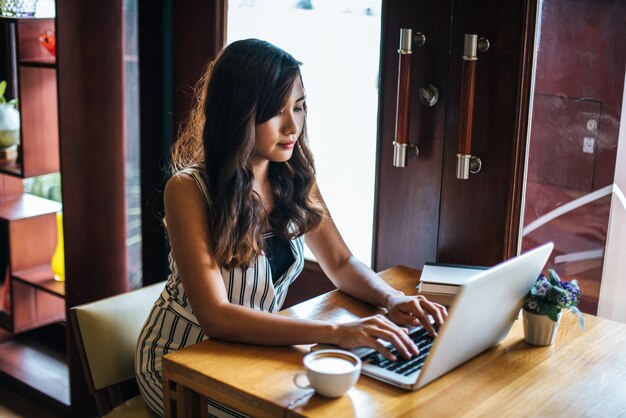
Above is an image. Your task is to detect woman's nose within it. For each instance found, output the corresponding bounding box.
[282,111,298,136]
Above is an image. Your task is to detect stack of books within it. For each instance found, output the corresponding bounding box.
[417,262,488,305]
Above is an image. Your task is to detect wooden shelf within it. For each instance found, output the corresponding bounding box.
[0,310,10,330]
[0,13,70,416]
[0,193,61,222]
[15,18,56,65]
[19,60,56,68]
[18,65,60,177]
[0,162,21,177]
[0,326,70,413]
[12,265,64,298]
[0,16,52,23]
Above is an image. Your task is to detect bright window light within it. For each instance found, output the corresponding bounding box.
[227,0,382,266]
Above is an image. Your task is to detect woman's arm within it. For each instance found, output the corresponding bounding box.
[164,174,418,360]
[305,193,447,336]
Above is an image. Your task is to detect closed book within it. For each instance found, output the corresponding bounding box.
[417,291,456,306]
[418,262,488,296]
[417,282,461,295]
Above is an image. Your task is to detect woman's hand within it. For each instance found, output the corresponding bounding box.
[332,314,420,361]
[385,294,448,337]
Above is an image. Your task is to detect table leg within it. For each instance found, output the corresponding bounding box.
[163,377,206,418]
[163,378,175,418]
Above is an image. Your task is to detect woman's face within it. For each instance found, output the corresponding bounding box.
[253,77,306,165]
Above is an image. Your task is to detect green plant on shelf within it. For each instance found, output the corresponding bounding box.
[24,172,62,202]
[0,80,18,107]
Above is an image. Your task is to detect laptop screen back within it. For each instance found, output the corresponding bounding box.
[417,242,554,388]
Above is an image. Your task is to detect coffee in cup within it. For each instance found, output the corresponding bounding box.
[293,349,361,397]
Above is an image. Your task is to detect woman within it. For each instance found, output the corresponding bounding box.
[136,39,447,417]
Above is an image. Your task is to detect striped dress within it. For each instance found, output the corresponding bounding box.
[135,166,305,417]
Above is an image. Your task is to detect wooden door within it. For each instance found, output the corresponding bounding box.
[374,0,536,270]
[373,0,452,271]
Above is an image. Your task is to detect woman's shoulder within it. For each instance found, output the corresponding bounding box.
[165,164,211,206]
[179,162,205,173]
[164,172,198,200]
[170,163,207,183]
[175,162,206,179]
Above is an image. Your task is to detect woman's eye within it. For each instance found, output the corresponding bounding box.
[276,104,304,116]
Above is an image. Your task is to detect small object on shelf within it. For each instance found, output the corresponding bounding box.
[0,80,20,150]
[0,144,17,164]
[1,266,10,312]
[51,212,64,282]
[0,0,37,16]
[0,104,19,149]
[39,29,56,57]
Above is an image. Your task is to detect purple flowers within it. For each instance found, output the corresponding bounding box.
[524,270,584,329]
[536,279,550,296]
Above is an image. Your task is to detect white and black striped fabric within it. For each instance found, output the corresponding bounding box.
[135,166,305,417]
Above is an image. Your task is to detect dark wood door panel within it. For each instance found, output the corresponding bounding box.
[437,0,532,266]
[373,0,452,271]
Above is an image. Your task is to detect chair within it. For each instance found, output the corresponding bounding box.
[69,282,165,418]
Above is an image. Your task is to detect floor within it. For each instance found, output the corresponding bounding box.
[0,380,60,418]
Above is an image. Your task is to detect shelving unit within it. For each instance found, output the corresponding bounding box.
[0,17,59,178]
[0,16,69,414]
[0,193,63,333]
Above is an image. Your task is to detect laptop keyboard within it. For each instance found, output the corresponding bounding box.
[362,326,437,377]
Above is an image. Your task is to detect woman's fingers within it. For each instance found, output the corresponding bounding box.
[338,296,451,361]
[398,297,451,337]
[390,310,421,328]
[368,327,417,360]
[429,302,448,323]
[339,313,435,362]
[416,297,447,325]
[369,338,396,362]
[400,298,437,337]
[367,315,419,359]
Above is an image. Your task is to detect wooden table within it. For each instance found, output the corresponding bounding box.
[162,266,626,417]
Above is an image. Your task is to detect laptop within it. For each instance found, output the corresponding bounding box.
[350,242,554,390]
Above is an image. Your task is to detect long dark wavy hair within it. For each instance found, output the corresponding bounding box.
[171,39,325,269]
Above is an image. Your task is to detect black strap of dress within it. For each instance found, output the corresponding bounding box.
[264,234,295,283]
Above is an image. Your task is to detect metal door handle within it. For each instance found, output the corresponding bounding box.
[456,34,489,179]
[392,28,425,168]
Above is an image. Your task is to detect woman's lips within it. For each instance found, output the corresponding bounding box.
[278,140,296,150]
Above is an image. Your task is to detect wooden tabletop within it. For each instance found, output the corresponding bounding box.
[162,266,626,417]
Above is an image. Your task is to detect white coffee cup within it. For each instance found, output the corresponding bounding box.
[293,349,361,397]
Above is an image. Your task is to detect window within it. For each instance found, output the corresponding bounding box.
[124,0,141,288]
[520,0,626,315]
[227,0,382,265]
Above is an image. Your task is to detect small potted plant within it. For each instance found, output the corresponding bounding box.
[0,80,20,153]
[522,269,584,346]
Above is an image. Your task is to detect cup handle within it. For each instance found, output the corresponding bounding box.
[293,372,312,389]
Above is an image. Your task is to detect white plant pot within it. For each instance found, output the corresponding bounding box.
[0,103,20,149]
[523,310,562,346]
